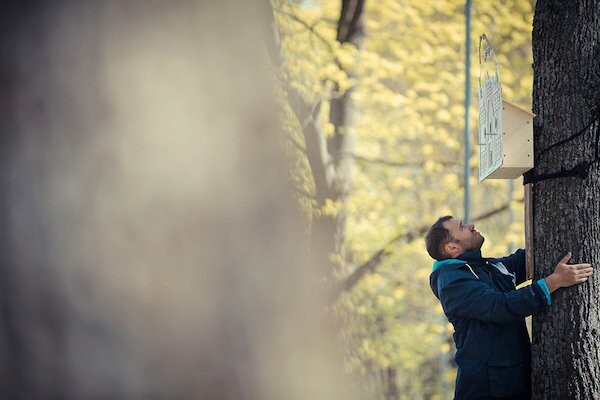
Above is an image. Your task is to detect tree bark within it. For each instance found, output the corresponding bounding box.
[531,1,600,398]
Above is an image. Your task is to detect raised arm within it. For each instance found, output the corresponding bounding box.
[437,270,547,323]
[438,253,593,322]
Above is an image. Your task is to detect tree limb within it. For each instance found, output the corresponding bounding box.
[348,152,460,168]
[273,7,338,57]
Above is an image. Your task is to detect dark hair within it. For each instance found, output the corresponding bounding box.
[425,215,453,260]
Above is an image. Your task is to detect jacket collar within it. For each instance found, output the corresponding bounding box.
[431,249,485,272]
[456,249,484,262]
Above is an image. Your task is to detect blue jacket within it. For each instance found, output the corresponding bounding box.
[429,249,551,399]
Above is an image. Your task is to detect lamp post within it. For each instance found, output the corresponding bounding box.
[464,0,472,223]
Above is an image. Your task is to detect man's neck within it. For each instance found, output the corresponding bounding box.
[457,249,483,261]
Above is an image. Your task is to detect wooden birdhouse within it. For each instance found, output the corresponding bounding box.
[478,34,534,180]
[480,100,534,180]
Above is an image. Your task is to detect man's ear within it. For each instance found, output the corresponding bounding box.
[444,241,461,258]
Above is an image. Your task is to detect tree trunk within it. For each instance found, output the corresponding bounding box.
[383,366,399,400]
[267,1,364,276]
[531,1,600,398]
[0,1,351,398]
[310,0,364,273]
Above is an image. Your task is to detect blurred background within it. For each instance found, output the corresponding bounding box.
[273,0,534,398]
[0,0,534,399]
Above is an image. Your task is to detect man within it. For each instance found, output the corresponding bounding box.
[425,215,593,399]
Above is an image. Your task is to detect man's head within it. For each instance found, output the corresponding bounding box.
[425,215,485,260]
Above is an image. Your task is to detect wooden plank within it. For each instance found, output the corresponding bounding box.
[524,183,534,279]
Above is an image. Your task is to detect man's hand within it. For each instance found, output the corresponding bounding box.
[545,252,593,293]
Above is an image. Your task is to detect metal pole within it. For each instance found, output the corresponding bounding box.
[463,0,472,223]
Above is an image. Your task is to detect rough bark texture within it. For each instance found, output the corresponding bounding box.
[531,1,600,398]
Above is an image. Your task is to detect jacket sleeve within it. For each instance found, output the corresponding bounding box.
[495,249,527,285]
[437,268,547,323]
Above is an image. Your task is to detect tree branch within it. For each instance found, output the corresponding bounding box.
[348,152,460,168]
[273,7,338,56]
[338,199,522,295]
[272,6,348,94]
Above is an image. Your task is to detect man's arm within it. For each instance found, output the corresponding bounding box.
[544,252,593,293]
[437,271,547,323]
[438,253,593,322]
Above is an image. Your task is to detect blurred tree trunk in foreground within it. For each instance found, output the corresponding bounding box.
[0,1,352,399]
[531,0,600,398]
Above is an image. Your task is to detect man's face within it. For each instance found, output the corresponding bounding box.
[442,217,485,256]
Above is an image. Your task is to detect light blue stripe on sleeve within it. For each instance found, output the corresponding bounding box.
[537,278,552,306]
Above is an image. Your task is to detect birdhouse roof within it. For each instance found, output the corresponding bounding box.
[502,99,535,118]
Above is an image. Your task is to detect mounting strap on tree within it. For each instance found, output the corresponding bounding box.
[523,106,600,184]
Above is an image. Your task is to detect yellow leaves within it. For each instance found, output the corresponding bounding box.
[391,175,414,190]
[421,144,435,156]
[323,121,335,138]
[446,322,454,335]
[449,103,464,119]
[336,43,357,66]
[376,294,395,308]
[362,272,385,291]
[328,252,346,269]
[423,160,444,173]
[359,338,378,361]
[359,49,405,78]
[430,324,444,337]
[435,108,453,124]
[519,74,534,97]
[415,266,431,280]
[356,305,368,315]
[441,173,460,188]
[392,287,406,300]
[322,62,355,95]
[440,342,451,354]
[373,89,406,108]
[320,198,344,217]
